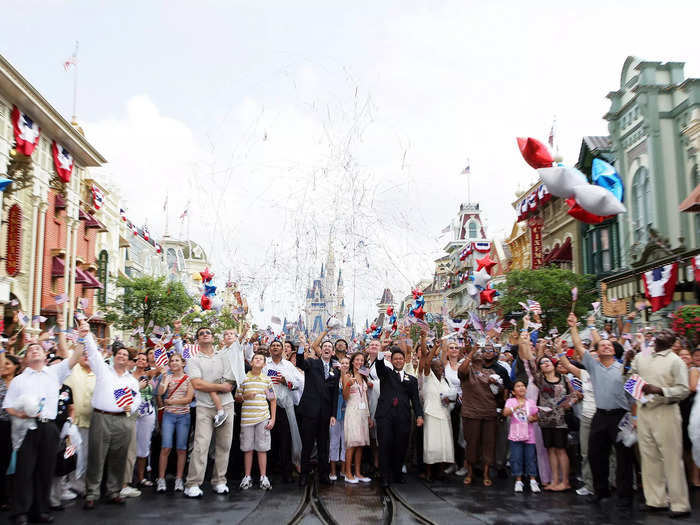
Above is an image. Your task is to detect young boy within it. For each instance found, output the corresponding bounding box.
[238,352,276,490]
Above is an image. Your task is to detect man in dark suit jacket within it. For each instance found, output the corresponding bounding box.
[296,340,339,485]
[375,346,423,487]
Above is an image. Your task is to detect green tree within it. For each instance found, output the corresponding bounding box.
[494,267,597,331]
[105,275,193,331]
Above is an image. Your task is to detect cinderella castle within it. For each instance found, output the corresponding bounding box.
[302,235,355,341]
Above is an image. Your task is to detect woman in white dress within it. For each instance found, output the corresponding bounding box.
[419,330,454,481]
[441,338,466,476]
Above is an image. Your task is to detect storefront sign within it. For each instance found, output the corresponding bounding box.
[528,216,544,269]
[6,204,22,277]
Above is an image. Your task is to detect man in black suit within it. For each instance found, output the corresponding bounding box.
[296,340,339,485]
[375,345,423,487]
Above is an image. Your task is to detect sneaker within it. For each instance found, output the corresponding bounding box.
[530,479,541,493]
[455,467,468,476]
[260,476,271,490]
[576,487,593,496]
[214,412,228,428]
[174,479,184,492]
[156,479,167,493]
[444,464,457,475]
[119,486,141,498]
[184,486,203,498]
[139,479,153,487]
[514,480,524,493]
[239,476,253,490]
[213,483,229,494]
[329,474,337,481]
[61,490,77,501]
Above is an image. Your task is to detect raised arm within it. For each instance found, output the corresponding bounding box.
[568,313,586,361]
[458,344,477,377]
[311,328,329,356]
[585,314,601,345]
[54,315,69,358]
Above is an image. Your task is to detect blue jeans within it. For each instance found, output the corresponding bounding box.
[510,440,537,478]
[161,412,191,450]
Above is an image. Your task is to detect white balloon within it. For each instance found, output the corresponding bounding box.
[473,268,491,289]
[572,184,627,216]
[537,166,588,198]
[466,283,479,297]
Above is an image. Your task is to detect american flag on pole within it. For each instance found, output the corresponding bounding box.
[63,42,78,71]
[113,387,134,409]
[623,374,647,401]
[154,346,169,368]
[527,299,542,314]
[182,343,199,360]
[460,160,471,175]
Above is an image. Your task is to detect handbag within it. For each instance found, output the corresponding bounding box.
[158,374,188,426]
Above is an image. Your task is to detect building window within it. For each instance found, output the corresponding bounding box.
[631,167,652,242]
[468,221,478,239]
[585,220,620,275]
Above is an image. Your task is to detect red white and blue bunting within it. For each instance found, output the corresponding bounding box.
[51,141,74,183]
[11,106,41,155]
[473,241,492,254]
[91,184,104,210]
[517,183,551,221]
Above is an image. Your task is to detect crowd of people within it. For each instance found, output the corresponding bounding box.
[0,309,698,524]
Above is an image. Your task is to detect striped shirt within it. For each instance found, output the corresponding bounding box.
[240,372,274,426]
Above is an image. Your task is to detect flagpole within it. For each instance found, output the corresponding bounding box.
[72,41,79,122]
[164,192,169,237]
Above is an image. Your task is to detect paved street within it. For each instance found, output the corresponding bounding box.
[14,475,698,525]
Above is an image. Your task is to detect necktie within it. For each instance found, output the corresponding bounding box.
[324,361,329,379]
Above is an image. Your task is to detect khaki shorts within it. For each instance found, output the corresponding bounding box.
[240,420,271,452]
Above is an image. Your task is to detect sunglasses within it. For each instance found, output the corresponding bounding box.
[198,330,212,336]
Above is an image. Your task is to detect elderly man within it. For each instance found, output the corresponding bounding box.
[181,326,235,498]
[629,329,690,518]
[3,323,83,525]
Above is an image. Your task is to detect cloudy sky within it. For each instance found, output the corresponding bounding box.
[3,1,699,327]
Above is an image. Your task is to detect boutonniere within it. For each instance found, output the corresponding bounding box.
[403,375,411,382]
[328,370,334,377]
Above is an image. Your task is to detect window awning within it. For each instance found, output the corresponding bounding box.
[78,208,89,221]
[51,256,65,277]
[550,238,572,262]
[75,268,91,284]
[84,211,107,231]
[82,270,103,289]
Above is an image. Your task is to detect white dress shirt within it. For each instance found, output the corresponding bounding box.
[85,334,142,414]
[2,360,72,420]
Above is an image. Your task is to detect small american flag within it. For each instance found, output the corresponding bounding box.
[570,377,583,393]
[154,347,168,368]
[64,445,76,459]
[182,343,199,360]
[114,387,134,408]
[624,374,647,401]
[527,299,542,314]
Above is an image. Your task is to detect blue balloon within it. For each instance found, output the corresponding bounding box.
[592,158,624,202]
[204,283,217,297]
[0,178,11,192]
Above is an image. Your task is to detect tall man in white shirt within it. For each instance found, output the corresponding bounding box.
[3,324,82,525]
[82,327,142,510]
